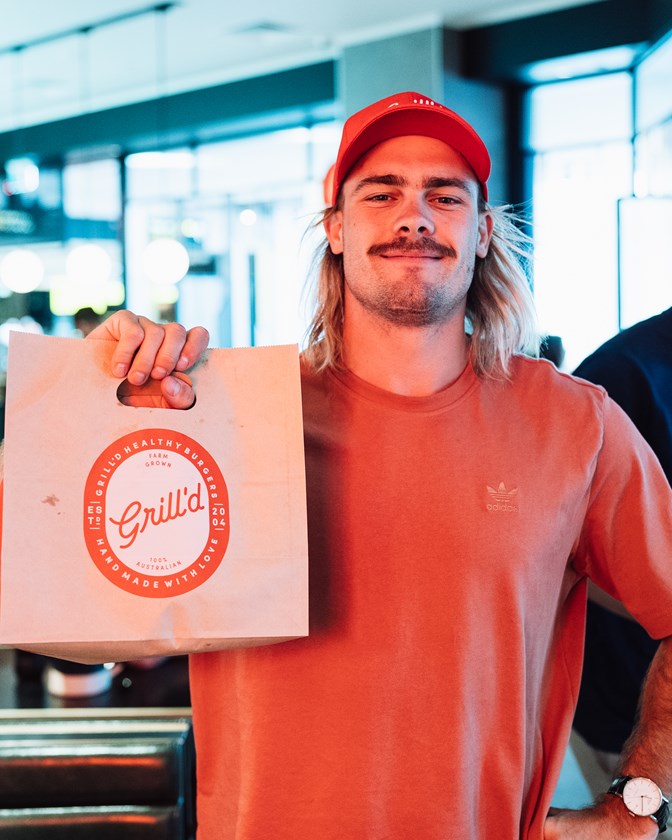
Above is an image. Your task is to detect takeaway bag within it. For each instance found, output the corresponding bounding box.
[0,332,309,663]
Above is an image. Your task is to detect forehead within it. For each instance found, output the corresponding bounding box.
[345,135,478,188]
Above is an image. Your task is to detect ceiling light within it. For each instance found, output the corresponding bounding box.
[141,237,189,284]
[0,248,44,293]
[126,151,195,169]
[66,243,112,283]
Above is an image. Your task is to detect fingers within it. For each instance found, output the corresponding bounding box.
[117,372,195,410]
[89,310,146,378]
[178,325,210,372]
[88,310,209,384]
[127,319,187,385]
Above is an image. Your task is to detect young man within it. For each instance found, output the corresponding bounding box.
[93,92,672,839]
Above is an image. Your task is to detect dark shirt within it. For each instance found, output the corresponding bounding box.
[572,307,672,753]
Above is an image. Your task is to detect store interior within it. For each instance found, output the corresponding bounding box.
[0,0,671,836]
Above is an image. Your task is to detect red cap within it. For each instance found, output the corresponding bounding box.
[330,91,491,205]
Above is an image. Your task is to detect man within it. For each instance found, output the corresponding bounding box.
[92,92,672,839]
[571,307,672,798]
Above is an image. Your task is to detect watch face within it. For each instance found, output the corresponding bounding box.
[623,777,663,817]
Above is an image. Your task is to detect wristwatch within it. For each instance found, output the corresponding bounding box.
[608,775,670,833]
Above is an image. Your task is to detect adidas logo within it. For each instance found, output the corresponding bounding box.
[486,482,519,512]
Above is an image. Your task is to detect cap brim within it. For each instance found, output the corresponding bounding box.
[332,107,490,204]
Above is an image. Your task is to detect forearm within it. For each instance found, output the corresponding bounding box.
[545,636,672,839]
[618,635,672,792]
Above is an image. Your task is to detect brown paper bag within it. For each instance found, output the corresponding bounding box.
[0,332,308,663]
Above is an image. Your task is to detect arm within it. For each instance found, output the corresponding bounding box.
[545,635,672,839]
[88,310,209,408]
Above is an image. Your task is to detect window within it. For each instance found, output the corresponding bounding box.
[526,73,634,371]
[124,123,340,347]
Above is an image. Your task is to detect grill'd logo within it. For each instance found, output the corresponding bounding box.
[83,429,229,597]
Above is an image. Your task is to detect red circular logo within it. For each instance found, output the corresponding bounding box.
[83,429,229,597]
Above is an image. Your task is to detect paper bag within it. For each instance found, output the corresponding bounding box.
[0,332,308,663]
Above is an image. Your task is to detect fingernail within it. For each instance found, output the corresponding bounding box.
[128,370,146,385]
[164,377,179,396]
[176,355,189,371]
[114,363,127,377]
[152,366,167,379]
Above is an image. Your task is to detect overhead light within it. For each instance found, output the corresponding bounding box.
[141,237,189,284]
[3,158,40,196]
[0,248,44,293]
[66,243,112,283]
[239,209,257,226]
[0,316,44,346]
[151,284,180,306]
[126,151,195,169]
[49,274,125,317]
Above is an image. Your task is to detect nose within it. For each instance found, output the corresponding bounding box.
[394,194,435,236]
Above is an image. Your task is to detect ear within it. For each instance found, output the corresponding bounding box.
[323,209,344,255]
[476,210,494,259]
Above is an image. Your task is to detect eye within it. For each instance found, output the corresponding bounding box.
[366,193,393,202]
[434,194,462,206]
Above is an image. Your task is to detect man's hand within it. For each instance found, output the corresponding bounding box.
[88,310,209,409]
[544,799,660,839]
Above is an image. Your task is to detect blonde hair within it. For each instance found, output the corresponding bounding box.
[303,201,540,379]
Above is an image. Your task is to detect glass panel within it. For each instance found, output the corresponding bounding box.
[527,73,632,152]
[124,122,340,346]
[194,125,338,198]
[125,149,195,201]
[634,121,672,197]
[618,196,672,328]
[532,141,633,371]
[635,32,672,133]
[63,159,122,221]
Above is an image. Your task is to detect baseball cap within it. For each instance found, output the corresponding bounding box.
[329,91,491,205]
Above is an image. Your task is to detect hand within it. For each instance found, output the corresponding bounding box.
[544,800,660,839]
[88,310,209,409]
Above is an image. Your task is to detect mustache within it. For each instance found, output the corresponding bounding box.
[367,237,457,258]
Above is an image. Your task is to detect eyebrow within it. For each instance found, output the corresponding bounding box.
[351,174,473,194]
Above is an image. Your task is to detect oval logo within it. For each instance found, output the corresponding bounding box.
[83,429,229,597]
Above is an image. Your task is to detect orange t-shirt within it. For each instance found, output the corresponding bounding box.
[190,356,672,839]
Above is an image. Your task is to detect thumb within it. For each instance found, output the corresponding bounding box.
[161,372,196,409]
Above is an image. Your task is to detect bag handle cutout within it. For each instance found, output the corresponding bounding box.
[116,372,196,409]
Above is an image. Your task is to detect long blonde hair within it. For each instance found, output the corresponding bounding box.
[303,200,540,379]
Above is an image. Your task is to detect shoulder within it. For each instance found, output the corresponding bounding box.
[476,356,613,452]
[506,354,608,404]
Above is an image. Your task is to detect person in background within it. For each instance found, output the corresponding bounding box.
[79,92,672,838]
[571,306,672,799]
[540,334,566,368]
[74,306,104,337]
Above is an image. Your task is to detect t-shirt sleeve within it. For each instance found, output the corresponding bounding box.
[573,393,672,640]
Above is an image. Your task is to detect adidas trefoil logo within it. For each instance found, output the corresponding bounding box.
[486,482,519,512]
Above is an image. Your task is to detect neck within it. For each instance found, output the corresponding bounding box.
[342,303,469,397]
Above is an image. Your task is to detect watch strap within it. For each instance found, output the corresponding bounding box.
[607,775,629,796]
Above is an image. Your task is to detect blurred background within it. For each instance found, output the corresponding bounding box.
[0,0,670,398]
